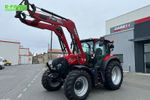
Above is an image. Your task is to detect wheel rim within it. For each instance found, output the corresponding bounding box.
[74,76,88,97]
[48,74,61,87]
[111,66,121,85]
[49,80,60,87]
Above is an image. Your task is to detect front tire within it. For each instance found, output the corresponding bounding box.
[104,60,123,90]
[42,69,63,91]
[0,65,3,70]
[64,70,92,100]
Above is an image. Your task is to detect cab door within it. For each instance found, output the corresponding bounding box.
[94,41,107,67]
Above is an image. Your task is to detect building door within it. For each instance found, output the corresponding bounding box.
[144,43,150,73]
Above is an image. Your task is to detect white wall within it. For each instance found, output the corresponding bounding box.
[20,48,29,55]
[0,42,19,65]
[20,56,28,64]
[19,48,32,64]
[106,5,150,34]
[28,56,32,64]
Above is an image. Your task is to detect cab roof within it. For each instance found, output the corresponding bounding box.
[80,38,112,43]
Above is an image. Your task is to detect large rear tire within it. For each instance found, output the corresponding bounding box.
[104,60,123,90]
[64,70,92,100]
[42,69,63,91]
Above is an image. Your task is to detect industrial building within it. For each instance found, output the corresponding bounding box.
[105,5,150,73]
[0,40,20,65]
[0,39,32,65]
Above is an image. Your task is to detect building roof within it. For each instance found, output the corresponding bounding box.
[29,52,33,56]
[0,40,20,44]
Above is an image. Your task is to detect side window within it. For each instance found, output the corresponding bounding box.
[94,41,105,55]
[82,43,90,53]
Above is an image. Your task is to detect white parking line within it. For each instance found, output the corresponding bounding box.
[35,75,38,78]
[23,88,27,92]
[0,99,10,100]
[31,80,34,83]
[27,84,31,87]
[33,78,36,81]
[15,70,43,99]
[17,93,22,98]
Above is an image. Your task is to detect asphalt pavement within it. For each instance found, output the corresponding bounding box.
[0,64,150,100]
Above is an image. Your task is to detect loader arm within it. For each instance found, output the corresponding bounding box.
[15,0,86,64]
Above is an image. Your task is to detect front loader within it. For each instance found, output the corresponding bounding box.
[15,0,123,100]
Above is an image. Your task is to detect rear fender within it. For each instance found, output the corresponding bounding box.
[98,56,121,83]
[103,56,121,70]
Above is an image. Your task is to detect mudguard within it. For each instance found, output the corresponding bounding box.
[72,65,90,70]
[103,56,121,70]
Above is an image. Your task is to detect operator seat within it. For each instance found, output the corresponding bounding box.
[95,48,103,68]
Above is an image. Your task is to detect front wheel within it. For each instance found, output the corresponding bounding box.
[104,60,123,90]
[0,65,3,70]
[41,69,63,91]
[64,70,92,100]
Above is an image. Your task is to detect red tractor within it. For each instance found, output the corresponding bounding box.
[15,0,123,100]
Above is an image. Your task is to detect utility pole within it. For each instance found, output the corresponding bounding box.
[50,31,53,60]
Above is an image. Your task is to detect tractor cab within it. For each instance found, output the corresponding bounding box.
[81,37,114,67]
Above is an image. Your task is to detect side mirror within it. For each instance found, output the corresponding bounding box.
[109,44,114,49]
[99,37,105,46]
[109,44,114,52]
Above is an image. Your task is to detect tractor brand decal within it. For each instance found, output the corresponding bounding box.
[49,16,63,24]
[110,22,134,33]
[5,5,27,11]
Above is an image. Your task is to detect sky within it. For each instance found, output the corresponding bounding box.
[0,0,150,55]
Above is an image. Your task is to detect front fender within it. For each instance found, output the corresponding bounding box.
[71,65,92,76]
[72,65,89,70]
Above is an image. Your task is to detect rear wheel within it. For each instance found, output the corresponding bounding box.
[64,70,91,100]
[42,69,63,91]
[104,60,123,90]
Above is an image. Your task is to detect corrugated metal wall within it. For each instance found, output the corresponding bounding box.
[105,30,135,72]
